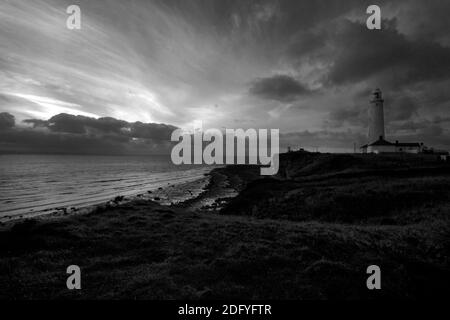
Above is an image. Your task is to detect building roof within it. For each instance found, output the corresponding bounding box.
[368,138,394,146]
[395,142,421,147]
[361,139,423,149]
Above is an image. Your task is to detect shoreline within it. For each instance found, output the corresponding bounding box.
[175,164,262,212]
[0,164,260,228]
[0,166,219,225]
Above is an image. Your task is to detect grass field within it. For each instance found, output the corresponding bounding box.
[0,152,449,299]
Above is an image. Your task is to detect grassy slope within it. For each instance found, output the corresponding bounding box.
[0,153,449,299]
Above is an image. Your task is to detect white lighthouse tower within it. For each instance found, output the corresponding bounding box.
[361,89,425,154]
[368,88,385,143]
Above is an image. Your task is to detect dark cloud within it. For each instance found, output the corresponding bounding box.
[249,75,311,102]
[23,113,177,139]
[43,114,129,134]
[0,112,15,130]
[284,29,329,63]
[48,114,92,134]
[389,124,450,150]
[0,113,178,155]
[129,122,178,140]
[325,95,419,133]
[385,95,419,122]
[327,106,365,128]
[160,0,362,42]
[432,116,450,124]
[327,19,450,87]
[390,119,445,135]
[1,0,449,151]
[395,0,450,45]
[419,124,444,137]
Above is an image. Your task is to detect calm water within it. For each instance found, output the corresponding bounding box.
[0,154,210,219]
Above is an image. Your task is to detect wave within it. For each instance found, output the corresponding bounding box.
[0,154,212,219]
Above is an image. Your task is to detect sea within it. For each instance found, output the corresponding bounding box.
[0,154,212,220]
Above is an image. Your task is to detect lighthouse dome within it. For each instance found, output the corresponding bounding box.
[371,88,383,101]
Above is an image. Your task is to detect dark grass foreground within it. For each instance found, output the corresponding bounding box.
[0,153,449,299]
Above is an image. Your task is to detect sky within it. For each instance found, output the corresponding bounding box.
[0,0,449,154]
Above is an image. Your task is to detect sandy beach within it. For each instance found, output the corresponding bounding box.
[0,161,216,224]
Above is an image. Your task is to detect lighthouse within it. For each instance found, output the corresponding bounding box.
[361,89,426,154]
[368,88,385,143]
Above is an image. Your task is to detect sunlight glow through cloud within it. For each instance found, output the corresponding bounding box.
[0,0,449,151]
[6,93,99,119]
